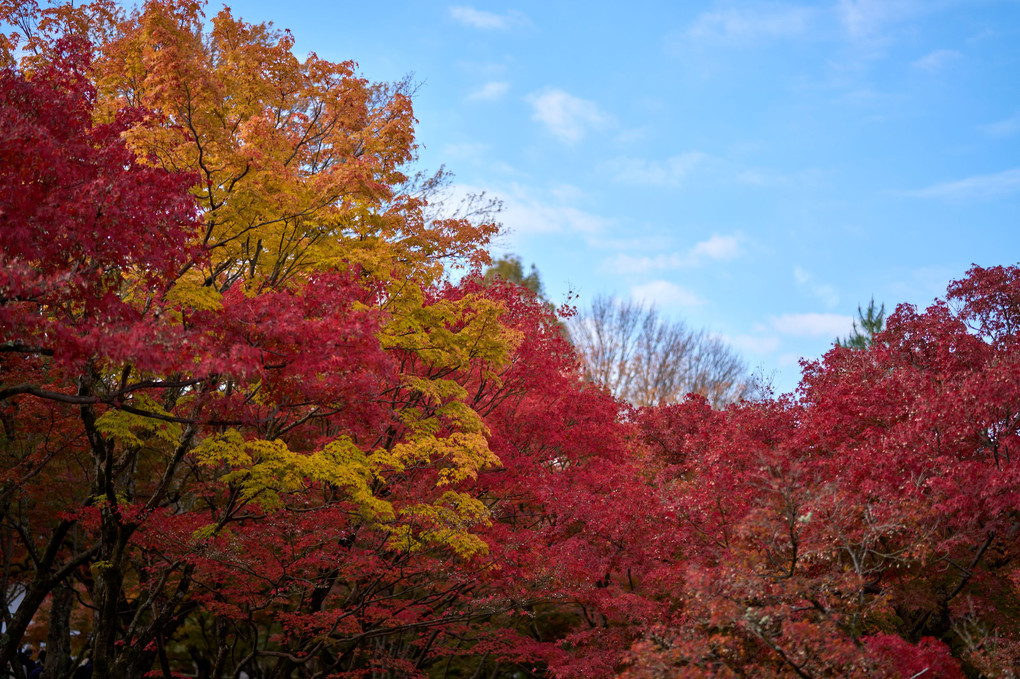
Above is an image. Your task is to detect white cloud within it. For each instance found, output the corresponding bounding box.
[901,168,1020,201]
[730,334,781,355]
[614,127,651,145]
[630,281,703,309]
[449,6,528,30]
[738,168,793,187]
[526,88,612,143]
[678,1,957,54]
[777,352,804,368]
[550,183,585,202]
[691,234,741,260]
[446,183,609,240]
[441,142,488,160]
[738,167,827,188]
[685,4,815,43]
[587,234,675,252]
[457,59,512,79]
[467,81,510,101]
[793,267,840,308]
[771,313,855,338]
[837,88,902,110]
[815,286,840,308]
[606,254,680,274]
[605,152,708,186]
[604,234,742,274]
[979,114,1020,138]
[911,49,960,71]
[837,0,927,39]
[838,0,884,37]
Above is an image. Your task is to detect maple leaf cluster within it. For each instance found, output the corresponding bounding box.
[2,2,1019,678]
[625,266,1020,678]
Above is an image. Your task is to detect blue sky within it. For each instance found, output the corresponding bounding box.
[232,0,1020,394]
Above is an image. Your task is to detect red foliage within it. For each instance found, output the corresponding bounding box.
[0,36,200,373]
[4,6,1020,679]
[626,264,1020,677]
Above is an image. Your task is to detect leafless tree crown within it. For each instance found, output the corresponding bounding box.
[568,295,749,408]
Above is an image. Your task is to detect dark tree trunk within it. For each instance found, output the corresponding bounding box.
[43,581,74,679]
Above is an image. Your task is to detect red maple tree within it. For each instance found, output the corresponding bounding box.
[627,264,1020,678]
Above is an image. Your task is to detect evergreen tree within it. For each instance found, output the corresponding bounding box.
[837,297,885,349]
[483,254,545,297]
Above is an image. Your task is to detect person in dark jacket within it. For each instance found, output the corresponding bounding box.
[73,657,92,679]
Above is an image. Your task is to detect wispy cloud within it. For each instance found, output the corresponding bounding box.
[631,280,704,308]
[440,142,489,161]
[979,113,1020,138]
[911,48,960,71]
[737,166,827,188]
[526,88,612,143]
[467,81,510,101]
[777,352,804,368]
[901,168,1020,201]
[587,234,675,252]
[730,334,781,355]
[446,183,609,241]
[691,234,742,260]
[685,4,816,43]
[793,267,839,308]
[503,202,607,237]
[737,168,793,187]
[605,152,708,186]
[614,126,651,145]
[837,0,929,40]
[677,1,960,54]
[604,234,742,274]
[449,6,528,30]
[771,313,855,338]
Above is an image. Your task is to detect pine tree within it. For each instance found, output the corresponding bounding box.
[837,297,886,349]
[483,254,545,297]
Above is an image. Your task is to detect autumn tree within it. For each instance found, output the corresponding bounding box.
[0,3,674,678]
[569,295,749,408]
[627,264,1020,678]
[0,1,519,676]
[0,27,205,669]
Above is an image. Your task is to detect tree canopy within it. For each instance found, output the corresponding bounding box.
[2,3,1019,678]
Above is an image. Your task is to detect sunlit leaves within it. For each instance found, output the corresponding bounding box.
[95,395,182,449]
